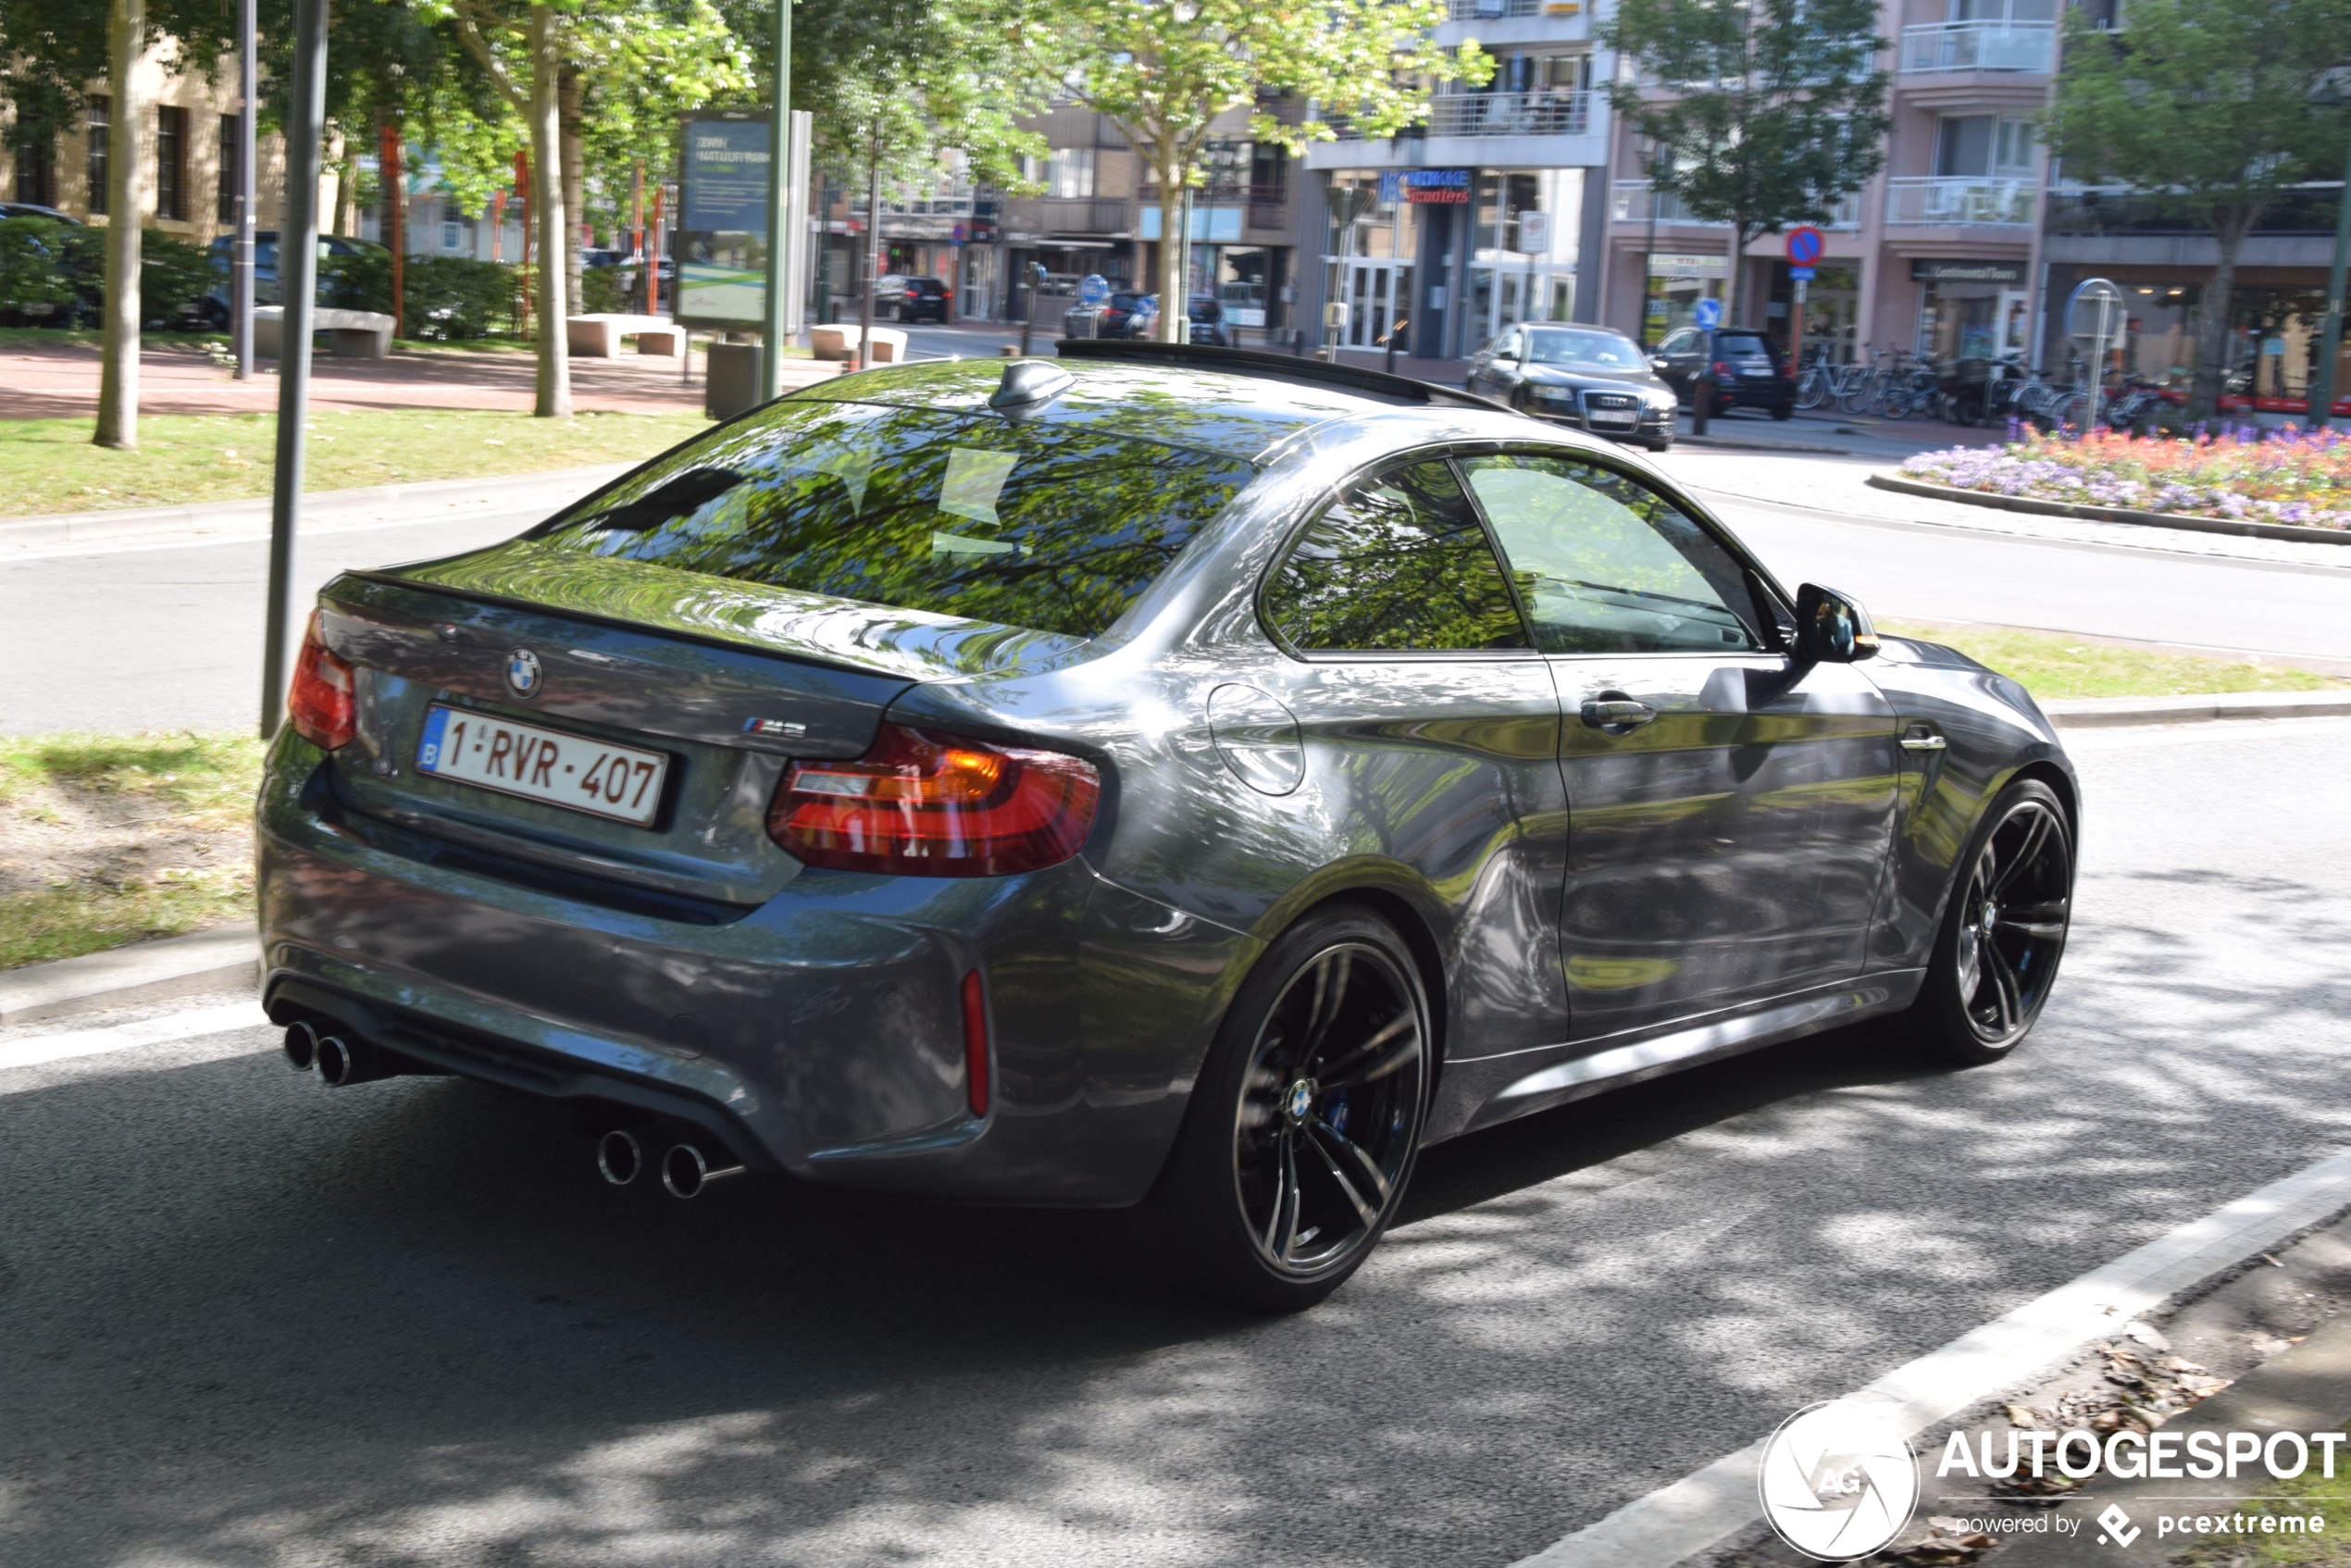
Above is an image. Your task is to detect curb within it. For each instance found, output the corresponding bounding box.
[0,462,636,554]
[2042,691,2351,729]
[1867,471,2351,547]
[1678,432,1856,455]
[0,927,259,1028]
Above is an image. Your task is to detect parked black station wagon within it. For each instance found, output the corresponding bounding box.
[258,341,2078,1309]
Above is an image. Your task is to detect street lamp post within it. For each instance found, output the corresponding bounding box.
[232,0,255,380]
[2306,130,2351,431]
[760,0,791,402]
[260,0,328,739]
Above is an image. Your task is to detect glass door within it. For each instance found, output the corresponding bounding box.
[1346,261,1413,348]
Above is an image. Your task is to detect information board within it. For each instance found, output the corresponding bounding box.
[677,113,771,328]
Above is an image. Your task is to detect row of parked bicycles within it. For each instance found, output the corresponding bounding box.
[1793,346,2171,433]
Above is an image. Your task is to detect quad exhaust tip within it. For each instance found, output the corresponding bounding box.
[596,1128,646,1187]
[312,1032,394,1088]
[282,1020,320,1073]
[659,1141,746,1200]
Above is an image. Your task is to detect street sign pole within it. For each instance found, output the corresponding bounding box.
[2307,129,2351,430]
[759,0,791,402]
[232,0,255,380]
[261,0,327,740]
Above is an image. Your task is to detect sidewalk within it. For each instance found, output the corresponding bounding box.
[0,336,840,420]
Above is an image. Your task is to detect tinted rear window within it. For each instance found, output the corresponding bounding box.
[1716,334,1773,356]
[540,400,1254,640]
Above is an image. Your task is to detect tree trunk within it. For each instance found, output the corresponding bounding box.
[1727,224,1749,330]
[529,4,570,417]
[1158,156,1185,344]
[559,64,585,318]
[2187,207,2257,425]
[94,0,143,450]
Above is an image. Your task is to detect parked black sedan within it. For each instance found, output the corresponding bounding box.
[1465,324,1679,452]
[1652,326,1797,420]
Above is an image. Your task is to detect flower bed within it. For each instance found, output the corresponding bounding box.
[1896,426,2351,531]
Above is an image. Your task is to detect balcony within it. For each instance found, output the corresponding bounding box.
[1138,182,1291,230]
[1445,0,1584,17]
[1322,90,1593,141]
[1037,196,1129,235]
[1610,180,1859,229]
[1884,175,2037,227]
[1898,20,2055,73]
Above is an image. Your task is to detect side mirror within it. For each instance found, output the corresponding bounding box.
[1796,582,1880,664]
[1648,355,1670,373]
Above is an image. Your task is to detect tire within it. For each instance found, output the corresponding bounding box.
[1136,905,1432,1312]
[1905,778,2073,1065]
[1646,438,1674,454]
[1770,402,1793,421]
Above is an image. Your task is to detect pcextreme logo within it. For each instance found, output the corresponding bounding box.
[1759,1400,1921,1562]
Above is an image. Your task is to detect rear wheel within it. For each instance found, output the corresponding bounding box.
[1906,778,2073,1064]
[1138,907,1431,1312]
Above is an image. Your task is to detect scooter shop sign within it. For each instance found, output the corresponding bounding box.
[1757,1399,2339,1559]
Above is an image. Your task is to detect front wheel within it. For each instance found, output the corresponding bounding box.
[1905,778,2073,1064]
[1137,907,1431,1312]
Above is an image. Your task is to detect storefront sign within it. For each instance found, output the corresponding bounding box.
[1377,169,1473,205]
[1648,253,1728,279]
[1910,259,2024,284]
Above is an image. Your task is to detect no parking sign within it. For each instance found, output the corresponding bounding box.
[1785,226,1825,268]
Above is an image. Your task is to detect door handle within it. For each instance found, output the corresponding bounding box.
[1900,724,1947,753]
[1581,697,1658,732]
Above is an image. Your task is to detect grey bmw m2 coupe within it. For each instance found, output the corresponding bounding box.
[257,341,2077,1310]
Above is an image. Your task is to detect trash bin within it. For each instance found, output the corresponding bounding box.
[706,342,763,420]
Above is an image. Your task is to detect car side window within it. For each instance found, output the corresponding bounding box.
[1459,454,1762,655]
[1264,460,1530,654]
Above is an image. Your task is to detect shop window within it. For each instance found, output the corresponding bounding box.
[156,106,186,221]
[86,97,109,215]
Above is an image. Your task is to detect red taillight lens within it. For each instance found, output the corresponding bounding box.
[288,611,355,750]
[1711,359,1734,379]
[766,723,1100,877]
[961,968,989,1116]
[941,287,953,298]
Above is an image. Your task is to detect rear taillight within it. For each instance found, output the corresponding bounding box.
[766,723,1100,877]
[1711,359,1733,379]
[941,286,953,298]
[288,611,355,750]
[961,969,989,1115]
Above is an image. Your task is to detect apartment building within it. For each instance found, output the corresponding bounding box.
[3,47,290,241]
[1300,0,1615,359]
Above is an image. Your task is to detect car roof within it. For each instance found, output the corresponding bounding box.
[788,342,1516,465]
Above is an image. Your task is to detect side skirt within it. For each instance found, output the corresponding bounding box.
[1429,970,1926,1141]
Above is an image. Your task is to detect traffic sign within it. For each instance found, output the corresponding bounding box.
[1788,267,1815,281]
[1694,296,1723,330]
[1077,273,1111,306]
[1785,226,1825,268]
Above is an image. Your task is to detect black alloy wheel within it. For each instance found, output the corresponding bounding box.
[1910,778,2073,1064]
[1140,907,1430,1311]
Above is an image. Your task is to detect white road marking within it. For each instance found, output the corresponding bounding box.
[0,1000,273,1072]
[1513,1151,2351,1567]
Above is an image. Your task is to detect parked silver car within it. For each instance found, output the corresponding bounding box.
[257,341,2078,1309]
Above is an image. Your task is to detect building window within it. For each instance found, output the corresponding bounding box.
[13,133,55,207]
[442,203,463,252]
[155,106,186,220]
[1249,142,1288,195]
[86,96,109,216]
[1046,147,1096,199]
[217,115,241,223]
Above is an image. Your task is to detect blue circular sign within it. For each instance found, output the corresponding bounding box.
[1077,274,1111,306]
[1785,226,1825,268]
[1693,297,1723,330]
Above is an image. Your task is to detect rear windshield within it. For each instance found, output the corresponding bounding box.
[539,399,1255,640]
[1716,334,1773,357]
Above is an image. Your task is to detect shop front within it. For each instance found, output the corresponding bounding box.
[1911,258,2031,361]
[1642,252,1728,345]
[1765,261,1861,364]
[2040,267,2351,417]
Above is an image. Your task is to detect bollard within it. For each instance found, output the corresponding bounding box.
[1692,375,1713,436]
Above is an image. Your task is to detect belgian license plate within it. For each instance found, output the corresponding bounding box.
[416,706,670,828]
[1587,406,1637,428]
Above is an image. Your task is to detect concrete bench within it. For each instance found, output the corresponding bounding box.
[254,305,394,360]
[809,324,907,364]
[567,314,687,357]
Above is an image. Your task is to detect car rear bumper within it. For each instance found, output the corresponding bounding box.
[255,737,1255,1206]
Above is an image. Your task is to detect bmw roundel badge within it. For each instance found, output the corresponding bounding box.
[504,648,542,699]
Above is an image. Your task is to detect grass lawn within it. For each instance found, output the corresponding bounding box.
[0,733,264,971]
[1881,620,2346,701]
[2174,1465,2351,1563]
[0,407,712,517]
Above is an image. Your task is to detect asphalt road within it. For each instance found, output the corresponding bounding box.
[5,714,2348,1566]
